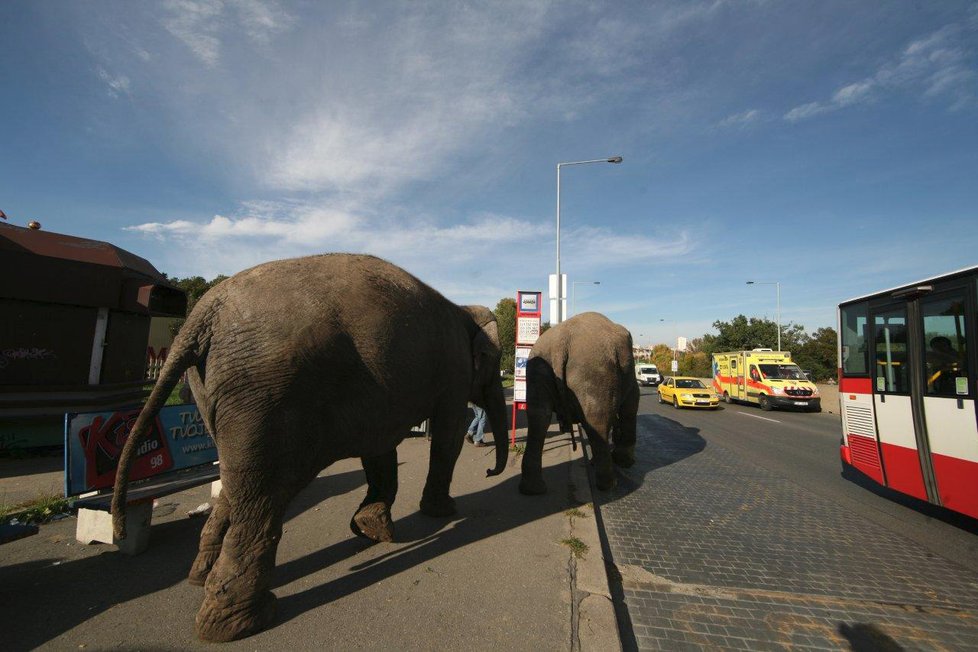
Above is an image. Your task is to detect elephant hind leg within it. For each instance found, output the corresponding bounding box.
[350,449,397,542]
[188,490,230,586]
[582,420,616,491]
[519,396,553,496]
[612,384,639,469]
[194,461,317,642]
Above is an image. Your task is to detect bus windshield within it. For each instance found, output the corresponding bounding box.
[759,364,807,380]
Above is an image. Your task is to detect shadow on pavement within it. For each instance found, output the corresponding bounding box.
[0,467,368,650]
[1,436,578,647]
[592,413,707,652]
[272,441,575,627]
[840,465,978,535]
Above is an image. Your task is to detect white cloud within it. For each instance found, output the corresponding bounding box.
[785,21,976,122]
[784,101,828,123]
[717,108,760,128]
[162,0,294,66]
[162,0,223,66]
[95,67,131,98]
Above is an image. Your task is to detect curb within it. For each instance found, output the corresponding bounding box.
[567,432,623,652]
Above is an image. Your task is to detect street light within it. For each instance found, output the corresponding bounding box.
[746,280,781,351]
[554,156,623,324]
[571,280,600,316]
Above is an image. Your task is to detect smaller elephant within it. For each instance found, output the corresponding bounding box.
[520,312,638,494]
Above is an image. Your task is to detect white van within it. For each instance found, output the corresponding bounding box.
[635,363,662,387]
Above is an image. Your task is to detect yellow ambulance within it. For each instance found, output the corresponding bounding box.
[712,349,821,412]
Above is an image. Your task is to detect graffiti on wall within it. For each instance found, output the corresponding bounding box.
[0,347,58,369]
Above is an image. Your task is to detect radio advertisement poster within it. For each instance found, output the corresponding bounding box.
[65,404,217,497]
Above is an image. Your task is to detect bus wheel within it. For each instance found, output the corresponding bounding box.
[759,395,772,411]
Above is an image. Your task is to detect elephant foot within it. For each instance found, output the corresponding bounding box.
[350,502,394,542]
[195,589,277,643]
[612,447,635,469]
[187,547,220,586]
[518,475,548,495]
[419,494,456,517]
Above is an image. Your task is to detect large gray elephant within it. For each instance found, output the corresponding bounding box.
[111,254,509,642]
[519,311,638,494]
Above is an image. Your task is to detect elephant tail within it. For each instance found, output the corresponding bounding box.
[111,330,201,541]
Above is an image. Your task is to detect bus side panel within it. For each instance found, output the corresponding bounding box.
[923,396,978,520]
[874,395,928,501]
[930,454,978,520]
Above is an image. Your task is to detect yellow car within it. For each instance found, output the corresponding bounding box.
[658,376,720,409]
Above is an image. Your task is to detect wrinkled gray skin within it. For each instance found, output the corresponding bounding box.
[111,254,508,643]
[519,312,638,494]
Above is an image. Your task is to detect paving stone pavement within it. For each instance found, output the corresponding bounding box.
[593,414,978,651]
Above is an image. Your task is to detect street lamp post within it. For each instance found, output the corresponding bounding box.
[571,280,600,316]
[746,280,781,351]
[554,156,622,324]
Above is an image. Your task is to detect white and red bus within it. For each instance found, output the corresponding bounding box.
[838,265,978,520]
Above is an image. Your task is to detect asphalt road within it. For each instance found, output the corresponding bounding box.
[591,386,978,650]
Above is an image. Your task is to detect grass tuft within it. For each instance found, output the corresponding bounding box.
[1,493,71,525]
[561,536,589,559]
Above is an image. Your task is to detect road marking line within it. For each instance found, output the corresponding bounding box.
[737,412,781,423]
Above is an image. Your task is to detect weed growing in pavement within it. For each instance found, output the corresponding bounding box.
[564,507,588,521]
[1,492,71,525]
[510,444,525,455]
[561,537,589,559]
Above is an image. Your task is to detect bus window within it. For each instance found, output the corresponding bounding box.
[841,302,869,375]
[874,307,909,393]
[921,294,969,397]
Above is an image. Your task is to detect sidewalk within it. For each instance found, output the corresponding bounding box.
[0,424,619,651]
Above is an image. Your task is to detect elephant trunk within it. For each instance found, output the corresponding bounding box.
[484,378,509,477]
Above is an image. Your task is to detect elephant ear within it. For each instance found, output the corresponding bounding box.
[472,320,500,372]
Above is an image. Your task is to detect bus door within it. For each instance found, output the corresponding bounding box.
[872,304,929,501]
[919,289,978,518]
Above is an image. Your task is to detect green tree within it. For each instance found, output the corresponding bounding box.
[679,351,712,378]
[649,343,673,372]
[165,274,229,337]
[494,297,517,373]
[793,327,837,382]
[703,314,806,353]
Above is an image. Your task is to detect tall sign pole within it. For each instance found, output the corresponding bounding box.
[513,290,542,446]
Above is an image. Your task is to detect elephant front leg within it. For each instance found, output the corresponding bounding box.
[419,408,465,517]
[350,448,398,542]
[188,490,230,586]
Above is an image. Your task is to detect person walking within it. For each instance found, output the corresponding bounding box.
[465,404,488,447]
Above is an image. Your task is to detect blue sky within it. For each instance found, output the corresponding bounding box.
[2,1,976,347]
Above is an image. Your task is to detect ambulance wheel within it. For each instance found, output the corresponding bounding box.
[759,395,772,411]
[723,392,732,404]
